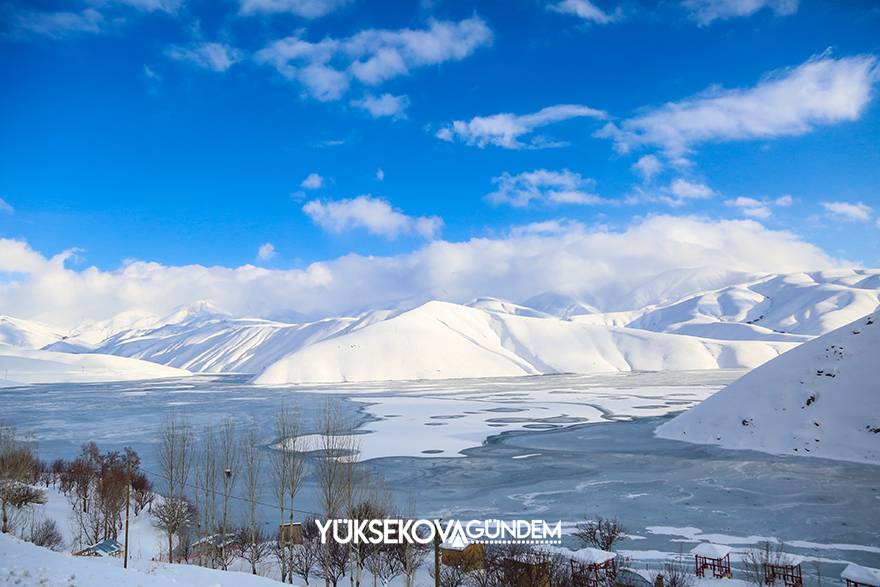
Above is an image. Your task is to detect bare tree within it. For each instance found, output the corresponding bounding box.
[743,541,785,586]
[315,401,359,586]
[0,423,45,535]
[242,422,265,574]
[651,550,695,587]
[238,525,271,576]
[193,425,217,567]
[218,418,239,570]
[290,518,323,586]
[154,496,197,563]
[574,515,626,551]
[272,408,307,583]
[156,418,195,563]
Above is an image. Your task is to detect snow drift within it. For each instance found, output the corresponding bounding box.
[656,312,880,464]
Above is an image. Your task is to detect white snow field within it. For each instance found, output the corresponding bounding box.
[656,312,880,464]
[0,533,290,587]
[0,346,190,384]
[0,316,64,349]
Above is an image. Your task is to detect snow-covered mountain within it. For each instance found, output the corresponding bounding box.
[624,270,880,342]
[0,316,65,349]
[254,300,795,384]
[656,312,880,464]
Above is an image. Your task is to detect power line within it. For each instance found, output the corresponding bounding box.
[139,467,324,520]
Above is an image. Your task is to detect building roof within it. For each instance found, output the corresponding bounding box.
[691,543,734,559]
[539,545,617,565]
[842,564,880,586]
[80,538,122,556]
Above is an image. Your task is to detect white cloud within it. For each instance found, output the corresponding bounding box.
[351,93,410,119]
[239,0,349,18]
[303,196,443,239]
[13,8,104,38]
[301,173,325,190]
[437,104,606,149]
[682,0,799,25]
[549,0,621,24]
[725,196,771,219]
[487,169,604,208]
[0,198,14,214]
[822,201,873,222]
[376,168,385,181]
[257,243,276,261]
[256,17,492,101]
[113,0,183,12]
[666,179,715,204]
[166,42,243,72]
[598,54,880,156]
[0,218,844,328]
[775,194,794,207]
[632,155,663,182]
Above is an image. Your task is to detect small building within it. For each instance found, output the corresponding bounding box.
[763,554,804,587]
[74,538,122,557]
[842,564,880,587]
[192,533,236,559]
[568,547,618,587]
[279,522,303,546]
[440,540,485,571]
[692,543,733,579]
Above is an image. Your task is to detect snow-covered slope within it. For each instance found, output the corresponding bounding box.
[0,346,190,384]
[82,308,396,374]
[623,270,880,342]
[254,301,794,384]
[0,316,64,349]
[656,312,880,464]
[0,533,286,587]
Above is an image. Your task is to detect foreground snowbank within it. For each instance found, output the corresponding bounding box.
[0,346,190,384]
[657,312,880,464]
[0,533,289,587]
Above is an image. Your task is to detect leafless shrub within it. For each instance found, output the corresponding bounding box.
[26,517,64,550]
[237,525,271,576]
[289,518,323,586]
[154,496,197,563]
[651,552,695,587]
[574,515,627,551]
[0,423,45,534]
[743,541,785,586]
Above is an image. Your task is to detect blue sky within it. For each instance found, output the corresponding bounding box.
[0,0,879,324]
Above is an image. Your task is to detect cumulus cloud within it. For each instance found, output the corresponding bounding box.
[376,168,385,181]
[301,173,325,189]
[548,0,621,24]
[239,0,349,18]
[487,169,604,208]
[725,195,793,219]
[303,196,443,239]
[0,198,14,214]
[598,54,879,157]
[166,42,243,72]
[351,93,410,119]
[632,155,663,182]
[682,0,798,25]
[0,217,844,328]
[437,104,606,149]
[822,201,873,222]
[257,243,276,261]
[255,17,492,101]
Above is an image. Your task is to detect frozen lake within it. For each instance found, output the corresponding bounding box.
[1,371,878,579]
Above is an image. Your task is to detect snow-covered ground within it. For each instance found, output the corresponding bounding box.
[657,312,880,464]
[0,346,190,384]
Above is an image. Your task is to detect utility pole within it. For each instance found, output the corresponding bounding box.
[434,521,441,587]
[123,457,131,569]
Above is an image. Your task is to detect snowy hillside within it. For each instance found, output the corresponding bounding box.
[254,301,794,384]
[626,270,880,342]
[0,346,190,384]
[0,316,64,349]
[656,312,880,464]
[81,308,396,374]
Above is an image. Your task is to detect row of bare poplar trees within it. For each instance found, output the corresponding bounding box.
[153,401,430,586]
